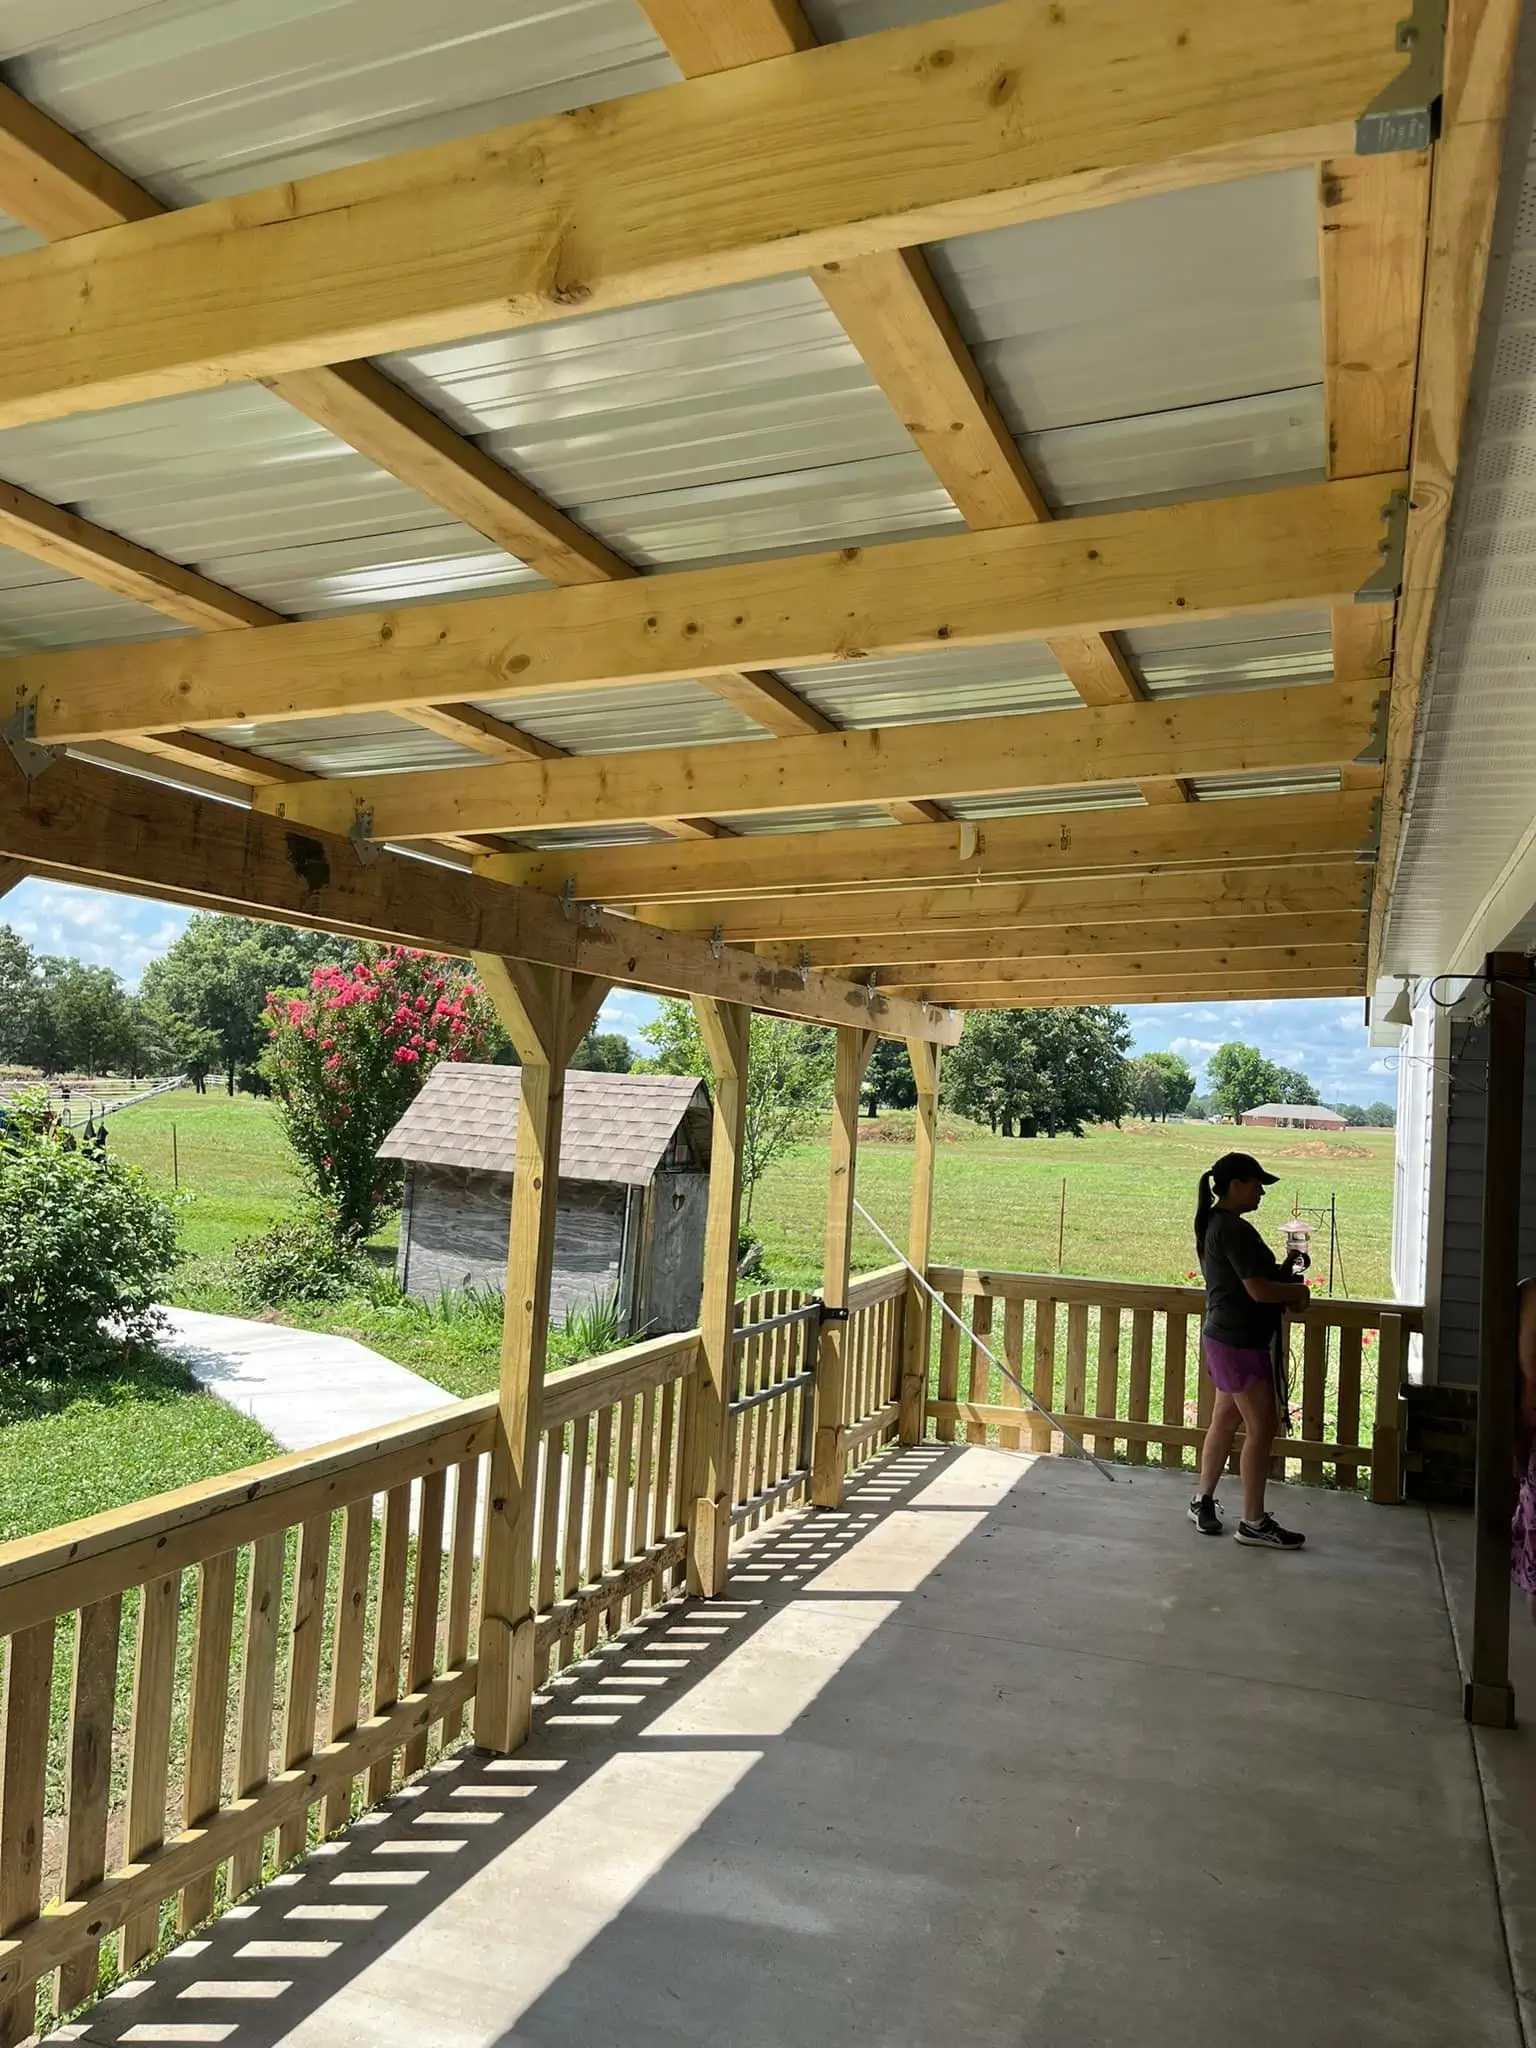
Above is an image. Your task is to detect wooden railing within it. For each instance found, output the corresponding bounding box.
[0,1328,700,2046]
[924,1268,1422,1502]
[841,1266,907,1475]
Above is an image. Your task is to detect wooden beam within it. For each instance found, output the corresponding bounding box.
[763,913,1368,970]
[813,1027,877,1508]
[636,0,813,71]
[1371,0,1522,977]
[125,733,314,788]
[900,973,1363,1007]
[19,475,1397,744]
[0,858,24,903]
[682,998,750,1595]
[0,755,956,1041]
[252,680,1384,842]
[483,788,1381,904]
[0,1,1407,428]
[881,944,1366,989]
[651,863,1371,943]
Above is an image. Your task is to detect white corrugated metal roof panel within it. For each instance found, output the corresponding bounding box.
[717,805,898,837]
[1191,770,1344,802]
[0,546,181,651]
[787,642,1076,727]
[471,679,765,756]
[195,711,494,780]
[0,0,677,207]
[803,0,978,33]
[513,822,674,850]
[1123,611,1336,696]
[1019,392,1325,515]
[947,786,1144,818]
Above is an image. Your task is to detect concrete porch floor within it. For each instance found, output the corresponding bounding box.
[52,1447,1525,2048]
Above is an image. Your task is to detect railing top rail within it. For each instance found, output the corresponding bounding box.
[925,1265,1424,1333]
[0,1328,702,1638]
[846,1264,907,1311]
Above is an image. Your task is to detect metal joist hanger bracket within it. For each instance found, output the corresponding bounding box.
[349,806,382,867]
[1356,487,1411,604]
[1,699,60,783]
[1356,0,1446,155]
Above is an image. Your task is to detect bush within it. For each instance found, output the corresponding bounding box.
[230,1210,373,1310]
[0,1096,179,1375]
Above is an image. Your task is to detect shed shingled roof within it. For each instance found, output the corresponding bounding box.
[377,1063,709,1185]
[1240,1103,1349,1126]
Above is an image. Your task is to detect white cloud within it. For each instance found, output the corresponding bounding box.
[598,991,661,1049]
[1124,997,1385,1104]
[4,880,192,988]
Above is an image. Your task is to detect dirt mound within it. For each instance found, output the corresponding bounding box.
[1271,1139,1372,1160]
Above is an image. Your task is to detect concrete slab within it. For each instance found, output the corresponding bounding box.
[56,1450,1521,2048]
[159,1306,457,1452]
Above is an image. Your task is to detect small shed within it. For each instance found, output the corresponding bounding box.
[1240,1103,1349,1131]
[378,1064,712,1335]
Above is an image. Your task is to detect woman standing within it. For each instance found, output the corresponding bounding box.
[1188,1151,1310,1548]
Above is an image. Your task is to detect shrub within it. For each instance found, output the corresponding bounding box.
[0,1094,179,1375]
[230,1210,373,1310]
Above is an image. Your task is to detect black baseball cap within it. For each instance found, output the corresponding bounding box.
[1211,1150,1279,1186]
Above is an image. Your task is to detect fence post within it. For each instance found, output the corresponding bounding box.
[812,1027,876,1507]
[1371,1313,1405,1506]
[472,959,609,1755]
[683,1000,750,1596]
[899,1040,940,1443]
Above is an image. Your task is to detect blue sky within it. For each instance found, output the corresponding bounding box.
[3,879,1395,1104]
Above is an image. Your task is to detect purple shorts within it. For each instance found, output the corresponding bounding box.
[1202,1337,1275,1395]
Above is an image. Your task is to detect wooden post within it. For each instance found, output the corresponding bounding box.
[682,1000,750,1596]
[899,1040,940,1443]
[472,957,609,1755]
[812,1027,876,1507]
[1370,1314,1405,1505]
[1467,956,1528,1729]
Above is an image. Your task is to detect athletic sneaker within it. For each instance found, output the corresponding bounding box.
[1234,1513,1305,1550]
[1188,1494,1223,1537]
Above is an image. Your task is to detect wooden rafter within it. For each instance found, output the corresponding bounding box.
[15,477,1398,746]
[0,3,1407,429]
[891,974,1362,1007]
[759,913,1368,969]
[0,858,25,902]
[0,755,957,1041]
[878,945,1365,987]
[250,682,1383,843]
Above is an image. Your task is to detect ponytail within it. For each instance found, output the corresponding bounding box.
[1194,1170,1216,1257]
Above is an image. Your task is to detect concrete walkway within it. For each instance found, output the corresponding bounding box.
[160,1306,457,1452]
[50,1449,1524,2048]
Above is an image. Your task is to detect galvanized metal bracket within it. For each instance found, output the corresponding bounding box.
[1356,487,1411,604]
[1,699,60,783]
[559,877,600,929]
[349,806,382,867]
[709,923,725,962]
[1354,692,1391,769]
[1355,0,1446,155]
[796,948,813,988]
[1356,798,1384,866]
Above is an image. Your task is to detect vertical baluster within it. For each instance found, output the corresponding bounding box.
[609,1395,637,1631]
[57,1596,121,2014]
[403,1469,448,1776]
[654,1377,681,1594]
[1095,1307,1121,1463]
[1063,1303,1089,1457]
[442,1458,481,1744]
[319,1508,371,1839]
[1337,1327,1364,1491]
[557,1414,591,1669]
[583,1406,615,1652]
[279,1513,333,1861]
[1030,1298,1056,1454]
[935,1292,961,1442]
[365,1487,410,1807]
[777,1297,800,1498]
[965,1294,993,1445]
[121,1572,180,1969]
[1161,1311,1189,1471]
[178,1551,238,1931]
[1300,1319,1329,1485]
[630,1392,657,1622]
[998,1296,1025,1451]
[1127,1310,1154,1467]
[0,1619,55,2048]
[534,1430,563,1681]
[741,1324,762,1517]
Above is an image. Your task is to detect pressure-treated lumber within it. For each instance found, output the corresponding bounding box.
[486,789,1381,904]
[879,944,1365,988]
[813,1028,876,1507]
[19,476,1397,744]
[1370,0,1522,977]
[0,1,1406,428]
[0,861,23,903]
[899,1041,941,1445]
[0,756,954,1041]
[683,1000,750,1596]
[765,913,1367,969]
[893,973,1363,1007]
[254,680,1385,842]
[651,862,1369,942]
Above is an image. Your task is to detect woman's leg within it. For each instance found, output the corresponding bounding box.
[1232,1379,1279,1524]
[1198,1390,1241,1499]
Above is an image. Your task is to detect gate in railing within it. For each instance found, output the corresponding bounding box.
[923,1267,1422,1503]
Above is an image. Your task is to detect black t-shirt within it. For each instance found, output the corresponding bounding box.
[1200,1209,1284,1348]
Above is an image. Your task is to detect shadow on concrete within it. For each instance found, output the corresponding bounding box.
[54,1450,1522,2048]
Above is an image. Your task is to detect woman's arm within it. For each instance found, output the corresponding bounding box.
[1242,1275,1310,1307]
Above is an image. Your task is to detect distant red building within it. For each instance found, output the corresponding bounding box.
[1240,1103,1348,1131]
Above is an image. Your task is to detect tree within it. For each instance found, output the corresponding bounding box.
[570,1030,633,1073]
[1205,1042,1281,1121]
[0,928,39,1064]
[1365,1101,1396,1127]
[639,1001,836,1221]
[1273,1065,1320,1105]
[1327,1100,1370,1127]
[23,960,136,1076]
[861,1039,916,1117]
[142,914,355,1095]
[262,946,500,1239]
[947,1008,1131,1138]
[1126,1051,1196,1121]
